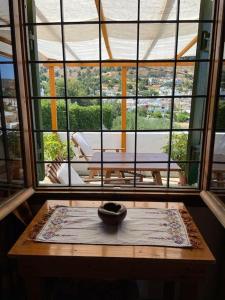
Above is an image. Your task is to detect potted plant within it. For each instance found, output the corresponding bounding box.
[43,133,73,161]
[162,133,188,185]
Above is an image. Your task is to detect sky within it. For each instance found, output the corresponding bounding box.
[0,56,14,80]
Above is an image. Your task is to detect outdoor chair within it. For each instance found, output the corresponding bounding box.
[71,132,125,161]
[46,160,85,185]
[46,158,133,185]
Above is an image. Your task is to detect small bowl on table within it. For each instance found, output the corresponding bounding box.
[98,202,127,225]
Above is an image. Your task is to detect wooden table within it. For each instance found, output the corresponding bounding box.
[9,200,215,300]
[88,152,184,185]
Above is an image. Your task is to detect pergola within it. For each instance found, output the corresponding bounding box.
[0,0,200,151]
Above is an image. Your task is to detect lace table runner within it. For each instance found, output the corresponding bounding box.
[34,206,192,248]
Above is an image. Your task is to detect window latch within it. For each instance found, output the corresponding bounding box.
[201,31,210,51]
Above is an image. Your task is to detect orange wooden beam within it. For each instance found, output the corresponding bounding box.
[48,66,57,130]
[121,67,127,152]
[43,61,195,68]
[94,0,113,60]
[0,36,11,45]
[177,36,198,59]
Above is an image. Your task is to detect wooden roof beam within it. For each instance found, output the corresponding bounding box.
[0,36,11,45]
[43,61,195,68]
[95,0,113,60]
[176,36,198,59]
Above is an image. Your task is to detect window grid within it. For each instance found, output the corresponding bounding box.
[211,36,225,189]
[26,0,215,189]
[0,0,24,187]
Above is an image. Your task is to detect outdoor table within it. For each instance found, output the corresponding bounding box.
[88,152,184,185]
[9,200,215,300]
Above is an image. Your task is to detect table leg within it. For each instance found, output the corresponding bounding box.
[24,277,42,300]
[104,170,112,184]
[163,281,175,300]
[152,171,162,185]
[180,280,199,300]
[178,171,187,186]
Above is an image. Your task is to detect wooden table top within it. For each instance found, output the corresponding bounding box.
[89,152,181,171]
[9,200,214,264]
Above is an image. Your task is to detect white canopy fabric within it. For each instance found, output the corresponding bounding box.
[33,0,203,61]
[0,0,207,60]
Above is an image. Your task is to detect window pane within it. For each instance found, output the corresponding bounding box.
[35,132,70,161]
[104,24,137,60]
[0,0,10,25]
[0,131,5,159]
[137,132,170,155]
[3,98,19,129]
[138,66,174,97]
[140,0,177,21]
[71,163,102,186]
[138,98,171,130]
[34,25,63,61]
[215,98,225,130]
[135,163,168,187]
[219,64,225,96]
[173,97,205,129]
[178,23,212,60]
[38,162,69,186]
[63,0,98,22]
[179,0,214,20]
[31,63,65,97]
[177,23,198,59]
[66,66,100,97]
[169,163,200,188]
[8,160,24,184]
[33,0,61,23]
[102,66,122,97]
[175,62,209,96]
[71,132,101,162]
[64,25,99,60]
[103,98,136,130]
[102,0,138,21]
[69,99,100,131]
[6,131,22,160]
[33,99,67,131]
[170,131,202,162]
[103,132,134,155]
[139,23,176,60]
[0,161,7,183]
[0,64,16,97]
[0,27,12,62]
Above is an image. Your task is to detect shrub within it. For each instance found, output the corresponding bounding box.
[40,100,115,130]
[43,133,73,161]
[174,112,189,122]
[162,133,188,171]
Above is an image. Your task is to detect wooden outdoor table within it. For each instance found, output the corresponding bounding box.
[88,152,184,185]
[9,200,215,300]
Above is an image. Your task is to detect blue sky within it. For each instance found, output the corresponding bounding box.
[0,56,14,79]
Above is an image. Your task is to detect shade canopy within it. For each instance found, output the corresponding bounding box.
[0,0,210,61]
[34,0,202,61]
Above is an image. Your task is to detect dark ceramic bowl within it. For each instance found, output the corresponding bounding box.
[98,202,127,225]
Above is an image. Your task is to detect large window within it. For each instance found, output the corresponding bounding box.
[211,38,225,190]
[0,0,25,200]
[26,0,214,189]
